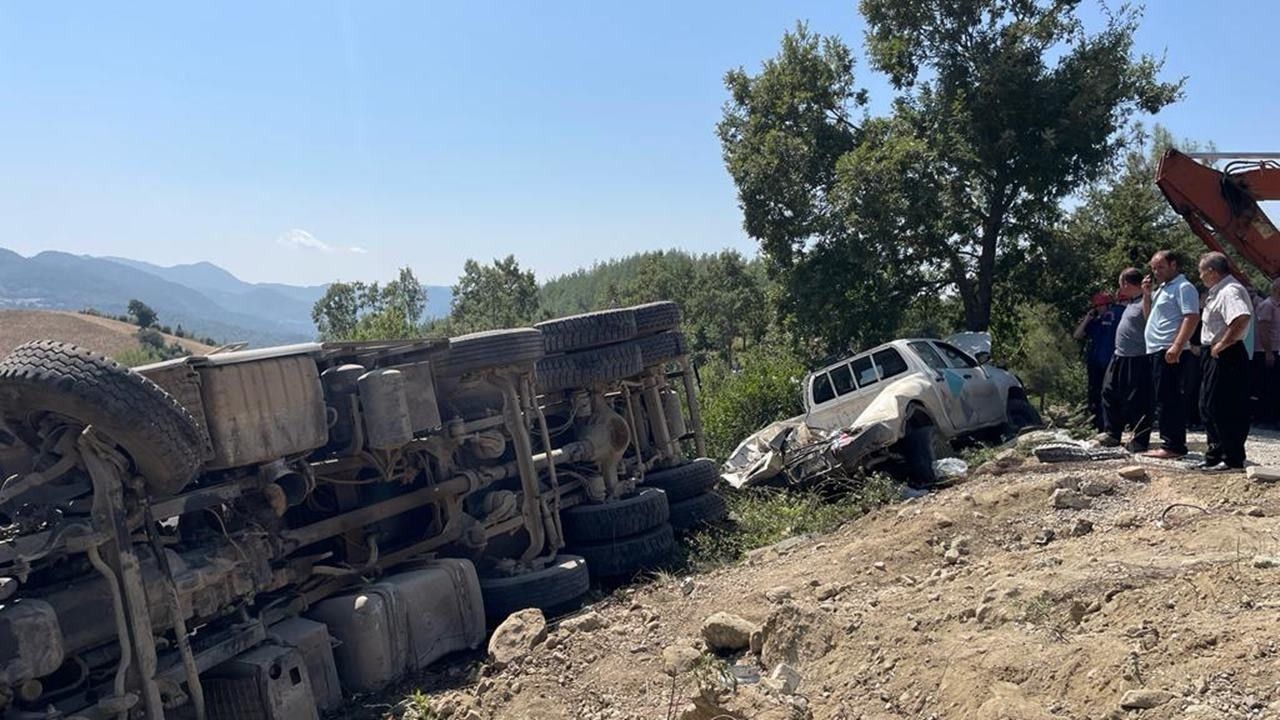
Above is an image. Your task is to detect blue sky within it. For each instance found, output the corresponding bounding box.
[0,2,1275,287]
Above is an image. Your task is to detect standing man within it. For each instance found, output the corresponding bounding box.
[1252,279,1280,427]
[1142,250,1200,459]
[1197,252,1253,470]
[1074,291,1123,432]
[1098,268,1150,450]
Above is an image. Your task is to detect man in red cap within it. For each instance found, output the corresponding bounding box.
[1074,289,1125,433]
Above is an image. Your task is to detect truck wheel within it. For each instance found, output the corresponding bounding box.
[668,491,728,531]
[642,458,718,502]
[567,524,675,578]
[897,425,939,489]
[535,342,644,393]
[536,309,637,354]
[561,487,669,542]
[631,302,681,336]
[0,341,205,496]
[636,331,686,367]
[479,554,591,622]
[1006,396,1043,430]
[434,328,545,376]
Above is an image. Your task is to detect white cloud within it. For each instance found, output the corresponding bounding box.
[276,228,366,255]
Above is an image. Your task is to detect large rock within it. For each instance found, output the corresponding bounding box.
[561,610,605,633]
[488,608,547,668]
[1051,488,1092,510]
[760,602,836,669]
[1246,465,1280,482]
[701,612,757,652]
[1119,689,1174,709]
[1079,478,1114,496]
[1117,466,1149,481]
[662,645,703,676]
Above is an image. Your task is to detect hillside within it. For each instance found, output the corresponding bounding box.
[0,310,215,359]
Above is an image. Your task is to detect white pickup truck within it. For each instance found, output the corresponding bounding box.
[724,334,1040,488]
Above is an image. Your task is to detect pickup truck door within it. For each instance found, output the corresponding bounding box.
[906,341,968,434]
[931,340,1004,427]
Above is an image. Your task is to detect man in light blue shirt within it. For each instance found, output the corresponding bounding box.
[1141,249,1200,458]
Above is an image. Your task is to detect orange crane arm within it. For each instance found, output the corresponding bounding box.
[1155,149,1280,278]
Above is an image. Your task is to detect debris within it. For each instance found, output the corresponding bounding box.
[561,610,605,634]
[1033,528,1055,546]
[488,609,548,669]
[765,586,793,603]
[815,583,842,601]
[1246,465,1280,482]
[1238,506,1266,518]
[1251,556,1280,569]
[701,612,757,652]
[766,663,802,695]
[1051,488,1092,510]
[1079,479,1114,497]
[933,458,969,480]
[1070,518,1094,537]
[1118,466,1149,481]
[662,645,703,676]
[1119,689,1174,709]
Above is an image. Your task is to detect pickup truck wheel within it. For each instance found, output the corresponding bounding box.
[567,523,675,578]
[479,554,591,621]
[898,425,939,488]
[668,491,728,531]
[0,341,205,496]
[536,309,637,354]
[642,457,718,502]
[535,342,644,393]
[1006,396,1043,430]
[561,487,669,542]
[631,302,681,336]
[434,328,545,376]
[636,331,686,367]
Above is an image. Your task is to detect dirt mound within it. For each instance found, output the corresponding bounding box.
[377,450,1280,720]
[0,310,213,359]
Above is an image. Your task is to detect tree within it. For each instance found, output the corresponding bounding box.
[312,282,361,340]
[720,5,1182,350]
[449,256,539,333]
[310,267,428,341]
[127,299,157,329]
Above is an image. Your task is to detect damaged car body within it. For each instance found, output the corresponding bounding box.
[723,334,1041,489]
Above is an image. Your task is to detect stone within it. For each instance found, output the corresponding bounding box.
[663,645,702,676]
[701,612,757,652]
[873,561,887,571]
[1053,476,1082,491]
[1251,555,1280,569]
[1119,689,1174,709]
[1051,488,1092,510]
[1241,506,1266,518]
[1246,465,1280,482]
[1079,479,1114,497]
[815,583,842,601]
[1118,465,1148,481]
[488,608,547,669]
[932,512,954,528]
[767,663,802,695]
[1033,528,1055,546]
[1070,518,1094,537]
[765,586,793,603]
[944,547,962,565]
[749,630,763,655]
[561,610,605,633]
[1114,511,1141,528]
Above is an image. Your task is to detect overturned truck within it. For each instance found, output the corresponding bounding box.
[0,302,722,719]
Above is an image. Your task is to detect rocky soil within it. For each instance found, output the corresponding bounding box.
[369,434,1280,720]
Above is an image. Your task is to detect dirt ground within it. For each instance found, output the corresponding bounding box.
[0,310,214,358]
[373,434,1280,720]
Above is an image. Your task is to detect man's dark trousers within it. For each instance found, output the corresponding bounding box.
[1150,350,1188,454]
[1201,342,1250,467]
[1102,355,1152,448]
[1087,362,1107,432]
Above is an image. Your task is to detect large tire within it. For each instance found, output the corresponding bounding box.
[631,302,681,336]
[636,331,686,367]
[561,487,669,543]
[479,554,590,621]
[0,341,205,495]
[535,342,644,393]
[536,309,637,354]
[897,425,938,488]
[642,458,718,502]
[668,492,728,531]
[435,328,544,376]
[567,524,675,578]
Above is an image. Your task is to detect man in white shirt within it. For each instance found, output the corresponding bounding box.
[1197,252,1253,471]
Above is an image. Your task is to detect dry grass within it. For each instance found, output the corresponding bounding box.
[0,310,214,359]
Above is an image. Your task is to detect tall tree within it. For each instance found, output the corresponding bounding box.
[127,299,158,329]
[310,267,428,341]
[449,256,540,333]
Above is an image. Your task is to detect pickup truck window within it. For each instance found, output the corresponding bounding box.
[908,341,947,371]
[851,355,877,387]
[872,348,908,379]
[934,341,978,369]
[830,363,857,396]
[813,372,835,404]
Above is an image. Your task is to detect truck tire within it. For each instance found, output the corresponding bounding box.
[631,302,681,336]
[567,524,675,578]
[561,487,669,543]
[536,309,637,354]
[897,425,938,488]
[642,458,718,502]
[1006,396,1043,430]
[535,342,644,393]
[668,491,728,531]
[435,328,545,376]
[0,341,205,496]
[636,331,686,367]
[479,554,591,621]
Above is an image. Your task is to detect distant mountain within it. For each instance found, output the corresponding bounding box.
[0,249,453,347]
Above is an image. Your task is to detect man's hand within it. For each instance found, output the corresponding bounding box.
[1142,275,1153,296]
[1210,343,1222,359]
[1165,346,1181,364]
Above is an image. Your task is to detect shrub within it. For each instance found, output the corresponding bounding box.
[698,342,806,461]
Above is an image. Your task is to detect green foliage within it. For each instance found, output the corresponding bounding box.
[448,255,540,333]
[311,267,428,341]
[1004,302,1085,408]
[127,299,157,329]
[698,341,806,461]
[136,327,165,350]
[719,5,1182,352]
